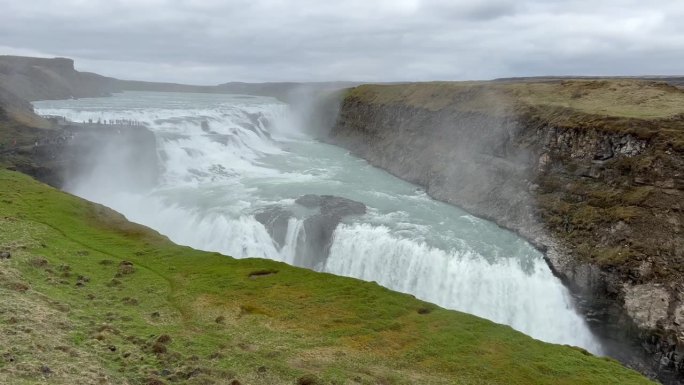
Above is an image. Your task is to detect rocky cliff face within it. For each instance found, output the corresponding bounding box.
[328,81,684,383]
[1,113,158,191]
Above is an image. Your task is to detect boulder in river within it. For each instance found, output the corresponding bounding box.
[200,120,211,132]
[252,196,366,269]
[254,206,294,248]
[295,194,366,217]
[295,195,366,269]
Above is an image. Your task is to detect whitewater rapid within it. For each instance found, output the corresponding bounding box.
[34,91,602,353]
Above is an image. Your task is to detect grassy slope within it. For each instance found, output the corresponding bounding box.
[0,169,654,384]
[347,80,684,119]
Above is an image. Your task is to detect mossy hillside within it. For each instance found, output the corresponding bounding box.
[535,162,683,273]
[0,169,654,384]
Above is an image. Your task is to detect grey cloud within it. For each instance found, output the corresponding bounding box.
[0,0,682,83]
[422,0,520,21]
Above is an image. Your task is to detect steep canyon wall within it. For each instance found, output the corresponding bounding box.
[327,81,684,381]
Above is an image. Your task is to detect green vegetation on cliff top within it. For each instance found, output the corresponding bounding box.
[0,169,654,384]
[347,80,684,120]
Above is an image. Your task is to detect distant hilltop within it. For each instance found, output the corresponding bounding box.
[0,55,358,103]
[0,56,76,72]
[3,54,682,105]
[0,55,119,101]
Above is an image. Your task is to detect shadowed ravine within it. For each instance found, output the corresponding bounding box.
[34,91,603,354]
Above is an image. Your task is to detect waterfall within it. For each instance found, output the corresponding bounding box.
[33,91,603,354]
[325,223,600,351]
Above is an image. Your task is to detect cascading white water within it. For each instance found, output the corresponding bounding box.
[34,91,603,354]
[325,224,594,345]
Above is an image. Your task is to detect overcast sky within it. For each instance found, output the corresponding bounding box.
[1,0,682,84]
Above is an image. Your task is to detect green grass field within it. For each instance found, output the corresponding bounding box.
[0,169,654,384]
[347,79,684,119]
